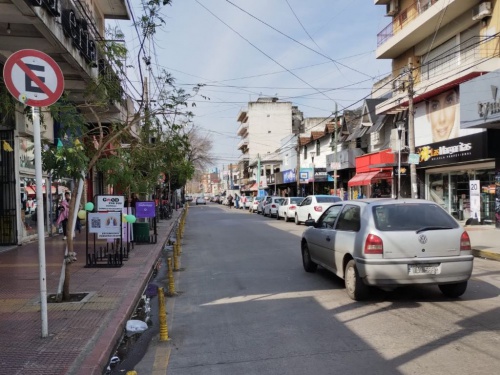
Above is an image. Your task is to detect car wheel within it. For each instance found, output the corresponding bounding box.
[345,259,368,301]
[295,214,300,225]
[302,243,317,273]
[308,214,312,221]
[438,281,468,298]
[276,212,280,220]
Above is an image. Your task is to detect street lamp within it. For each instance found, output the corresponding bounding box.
[397,121,404,198]
[309,151,315,195]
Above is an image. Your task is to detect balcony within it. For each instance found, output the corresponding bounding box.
[237,138,249,150]
[237,122,248,136]
[376,0,479,59]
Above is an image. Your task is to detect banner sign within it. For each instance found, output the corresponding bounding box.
[97,195,125,211]
[88,212,121,238]
[135,201,156,218]
[469,180,481,222]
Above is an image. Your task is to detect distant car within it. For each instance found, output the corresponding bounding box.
[195,197,206,205]
[244,196,253,209]
[277,197,304,221]
[257,196,270,214]
[185,195,194,202]
[295,195,342,224]
[250,196,265,213]
[301,199,474,300]
[263,197,284,217]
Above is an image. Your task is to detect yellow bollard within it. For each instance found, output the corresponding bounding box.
[167,257,176,295]
[126,371,137,375]
[158,287,169,341]
[173,246,180,271]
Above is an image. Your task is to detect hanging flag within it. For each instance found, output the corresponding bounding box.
[2,140,13,152]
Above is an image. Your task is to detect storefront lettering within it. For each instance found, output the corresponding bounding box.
[438,142,472,155]
[30,1,97,65]
[477,85,500,121]
[418,142,472,162]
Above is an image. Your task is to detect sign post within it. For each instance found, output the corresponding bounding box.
[3,49,64,338]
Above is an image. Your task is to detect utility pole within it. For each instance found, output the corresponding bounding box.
[230,163,233,189]
[407,58,418,198]
[296,135,301,196]
[333,102,338,196]
[256,154,261,195]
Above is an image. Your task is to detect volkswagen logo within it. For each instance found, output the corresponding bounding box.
[418,234,428,244]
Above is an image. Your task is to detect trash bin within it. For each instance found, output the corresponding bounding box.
[133,223,150,243]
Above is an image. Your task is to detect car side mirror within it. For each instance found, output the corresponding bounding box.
[304,218,316,227]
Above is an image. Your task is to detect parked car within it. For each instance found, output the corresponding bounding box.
[295,195,342,224]
[277,197,304,221]
[244,196,253,209]
[195,197,206,205]
[185,195,193,202]
[301,199,474,300]
[263,197,284,217]
[250,196,265,213]
[257,196,270,214]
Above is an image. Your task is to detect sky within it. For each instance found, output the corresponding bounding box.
[115,0,392,171]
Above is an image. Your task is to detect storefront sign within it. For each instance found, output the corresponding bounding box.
[461,70,500,128]
[283,169,296,183]
[96,195,125,211]
[314,168,328,182]
[30,0,97,65]
[469,180,481,222]
[299,168,313,184]
[135,201,156,218]
[88,212,121,238]
[416,132,491,167]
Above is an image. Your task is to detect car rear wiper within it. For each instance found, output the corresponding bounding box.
[416,226,453,233]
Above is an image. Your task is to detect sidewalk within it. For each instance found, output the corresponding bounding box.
[466,224,500,261]
[0,210,182,375]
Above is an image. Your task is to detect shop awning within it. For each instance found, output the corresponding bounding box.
[348,170,392,187]
[25,185,58,195]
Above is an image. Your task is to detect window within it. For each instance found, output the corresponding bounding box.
[316,140,320,156]
[336,205,361,231]
[318,205,342,229]
[304,146,308,159]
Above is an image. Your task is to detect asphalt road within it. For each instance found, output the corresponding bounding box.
[136,203,500,375]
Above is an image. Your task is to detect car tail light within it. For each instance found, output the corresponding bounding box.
[289,205,296,210]
[460,231,471,251]
[271,204,276,208]
[364,234,383,254]
[313,205,323,212]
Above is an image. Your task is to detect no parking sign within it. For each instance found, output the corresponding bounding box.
[3,49,64,106]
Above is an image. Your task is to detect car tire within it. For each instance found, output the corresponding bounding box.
[302,243,317,273]
[295,214,300,225]
[345,259,368,301]
[438,281,467,298]
[308,214,312,221]
[276,212,280,220]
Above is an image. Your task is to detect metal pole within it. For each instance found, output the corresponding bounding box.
[334,103,338,195]
[407,58,418,198]
[33,107,48,338]
[398,126,402,198]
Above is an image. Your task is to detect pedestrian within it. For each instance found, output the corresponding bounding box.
[56,192,70,240]
[235,194,240,209]
[227,194,233,209]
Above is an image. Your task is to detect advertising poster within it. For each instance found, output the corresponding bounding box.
[413,87,481,147]
[88,212,121,239]
[469,180,481,222]
[135,201,156,218]
[97,195,125,211]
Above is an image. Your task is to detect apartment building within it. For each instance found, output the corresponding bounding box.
[0,0,131,245]
[375,0,500,225]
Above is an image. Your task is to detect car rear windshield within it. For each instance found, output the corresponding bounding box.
[373,203,459,231]
[316,196,341,203]
[291,197,303,204]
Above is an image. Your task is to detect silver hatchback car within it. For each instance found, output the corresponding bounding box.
[301,199,473,300]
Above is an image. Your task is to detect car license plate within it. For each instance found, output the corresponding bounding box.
[408,263,440,275]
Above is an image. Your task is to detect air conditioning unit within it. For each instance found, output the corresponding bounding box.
[386,0,399,16]
[472,2,492,21]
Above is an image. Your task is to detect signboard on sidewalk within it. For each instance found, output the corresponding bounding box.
[97,195,125,211]
[470,179,481,222]
[135,201,156,218]
[88,212,121,239]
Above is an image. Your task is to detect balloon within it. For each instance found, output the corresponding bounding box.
[126,215,137,223]
[77,210,86,219]
[84,202,94,211]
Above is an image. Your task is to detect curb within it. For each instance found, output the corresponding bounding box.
[472,249,500,262]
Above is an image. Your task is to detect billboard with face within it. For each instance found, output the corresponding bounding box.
[414,87,481,147]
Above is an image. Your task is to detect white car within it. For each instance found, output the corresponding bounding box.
[250,196,265,213]
[277,197,304,221]
[295,195,342,225]
[263,197,284,217]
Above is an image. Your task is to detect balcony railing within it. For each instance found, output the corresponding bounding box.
[420,35,499,82]
[377,0,440,47]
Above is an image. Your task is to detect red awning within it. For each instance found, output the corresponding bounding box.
[25,185,58,195]
[348,171,379,187]
[348,170,392,187]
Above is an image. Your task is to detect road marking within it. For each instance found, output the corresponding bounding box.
[152,345,170,375]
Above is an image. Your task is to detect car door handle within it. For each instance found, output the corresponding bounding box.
[326,236,331,241]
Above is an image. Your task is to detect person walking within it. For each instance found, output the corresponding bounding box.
[235,194,240,209]
[56,192,70,240]
[227,194,233,209]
